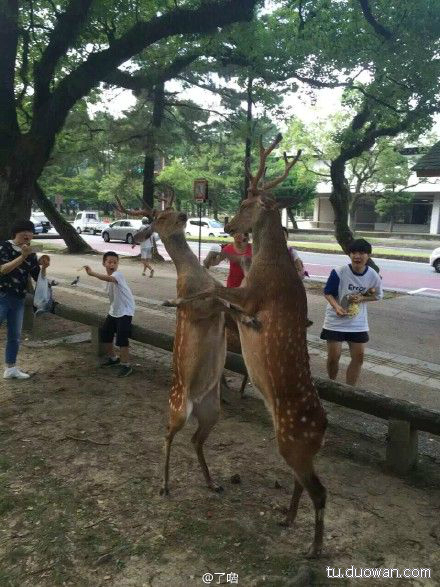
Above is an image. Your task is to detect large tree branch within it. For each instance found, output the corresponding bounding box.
[103,50,202,93]
[0,0,19,153]
[206,46,352,89]
[352,85,408,114]
[30,0,258,162]
[33,0,94,109]
[358,0,393,41]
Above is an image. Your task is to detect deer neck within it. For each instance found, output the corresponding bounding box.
[162,231,200,272]
[252,209,286,259]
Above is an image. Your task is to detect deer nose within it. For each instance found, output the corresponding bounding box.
[178,212,187,222]
[225,223,234,234]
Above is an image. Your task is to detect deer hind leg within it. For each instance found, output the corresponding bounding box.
[279,444,326,557]
[239,373,248,397]
[191,386,223,492]
[290,467,326,559]
[301,470,326,558]
[280,476,304,527]
[160,398,191,496]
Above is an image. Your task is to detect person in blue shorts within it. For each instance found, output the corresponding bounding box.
[320,239,383,386]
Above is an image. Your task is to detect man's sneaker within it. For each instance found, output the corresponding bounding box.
[118,365,133,377]
[3,367,31,380]
[100,357,120,368]
[149,269,154,278]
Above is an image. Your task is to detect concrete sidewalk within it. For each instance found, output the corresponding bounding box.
[40,276,440,413]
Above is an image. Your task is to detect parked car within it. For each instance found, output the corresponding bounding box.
[31,212,51,233]
[73,211,106,234]
[101,219,144,244]
[30,220,44,235]
[185,217,228,238]
[430,247,440,273]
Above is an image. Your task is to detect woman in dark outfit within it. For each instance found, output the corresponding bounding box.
[0,220,42,379]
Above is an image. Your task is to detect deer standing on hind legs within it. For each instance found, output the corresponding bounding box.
[172,135,327,557]
[115,193,259,495]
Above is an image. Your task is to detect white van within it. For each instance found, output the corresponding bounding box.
[73,211,106,234]
[185,217,228,238]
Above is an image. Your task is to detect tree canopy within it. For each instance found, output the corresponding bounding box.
[1,0,439,252]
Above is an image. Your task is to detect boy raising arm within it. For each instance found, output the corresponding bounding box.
[84,252,135,377]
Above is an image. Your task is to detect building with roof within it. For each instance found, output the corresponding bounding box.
[309,144,440,235]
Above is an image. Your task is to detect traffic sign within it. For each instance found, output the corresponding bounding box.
[194,179,208,203]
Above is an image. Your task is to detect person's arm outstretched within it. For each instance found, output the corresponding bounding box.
[84,266,117,283]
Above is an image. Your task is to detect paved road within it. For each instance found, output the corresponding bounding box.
[40,232,440,297]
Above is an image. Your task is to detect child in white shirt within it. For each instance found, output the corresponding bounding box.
[320,239,383,385]
[85,251,135,377]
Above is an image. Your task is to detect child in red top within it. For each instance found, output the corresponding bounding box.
[203,233,252,286]
[222,233,252,287]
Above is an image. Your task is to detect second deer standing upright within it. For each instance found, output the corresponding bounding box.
[175,136,327,557]
[115,195,257,495]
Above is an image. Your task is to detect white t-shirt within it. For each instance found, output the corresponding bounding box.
[105,270,135,318]
[323,264,383,332]
[140,235,154,251]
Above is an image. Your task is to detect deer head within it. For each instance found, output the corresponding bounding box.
[225,134,301,235]
[143,208,188,241]
[114,188,186,242]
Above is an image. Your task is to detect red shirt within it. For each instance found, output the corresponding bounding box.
[223,243,252,288]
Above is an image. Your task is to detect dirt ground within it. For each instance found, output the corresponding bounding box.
[0,315,439,587]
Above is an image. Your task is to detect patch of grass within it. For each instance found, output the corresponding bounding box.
[0,456,11,472]
[0,567,18,587]
[292,241,429,259]
[0,490,17,516]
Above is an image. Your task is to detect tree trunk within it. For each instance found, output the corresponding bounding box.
[34,183,93,254]
[142,83,165,210]
[286,208,298,230]
[329,157,355,254]
[0,176,32,240]
[330,159,380,272]
[349,198,358,230]
[243,76,253,199]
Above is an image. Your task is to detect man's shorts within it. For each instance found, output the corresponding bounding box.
[99,314,132,347]
[320,328,369,343]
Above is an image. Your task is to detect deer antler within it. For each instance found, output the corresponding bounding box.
[114,195,154,217]
[163,186,175,209]
[262,149,302,191]
[248,133,283,196]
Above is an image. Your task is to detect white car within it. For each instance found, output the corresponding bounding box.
[74,211,106,235]
[430,247,440,273]
[185,217,228,238]
[101,219,144,244]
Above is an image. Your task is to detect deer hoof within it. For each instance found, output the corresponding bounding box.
[278,519,291,528]
[162,299,176,307]
[210,483,224,493]
[159,486,170,496]
[305,544,322,559]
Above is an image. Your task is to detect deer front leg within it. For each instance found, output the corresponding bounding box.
[165,285,255,315]
[223,305,261,331]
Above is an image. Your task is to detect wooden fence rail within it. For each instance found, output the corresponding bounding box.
[23,299,440,475]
